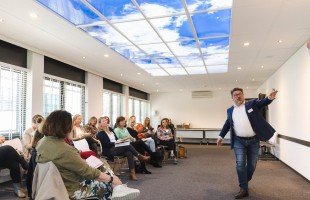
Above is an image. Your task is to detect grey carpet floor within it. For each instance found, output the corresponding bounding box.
[0,145,309,200]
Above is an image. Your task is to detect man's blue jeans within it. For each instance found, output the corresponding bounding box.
[233,136,260,191]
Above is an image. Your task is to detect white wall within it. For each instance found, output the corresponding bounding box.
[150,89,257,128]
[85,72,103,120]
[258,43,310,180]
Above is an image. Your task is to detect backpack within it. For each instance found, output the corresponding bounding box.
[177,145,187,158]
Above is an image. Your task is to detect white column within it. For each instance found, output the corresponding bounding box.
[123,85,129,118]
[85,72,103,120]
[26,51,44,128]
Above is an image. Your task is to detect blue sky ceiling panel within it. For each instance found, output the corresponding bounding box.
[111,46,147,60]
[37,0,103,26]
[86,0,144,22]
[136,0,185,17]
[36,0,232,76]
[186,0,233,12]
[150,15,194,42]
[81,25,132,46]
[192,9,231,38]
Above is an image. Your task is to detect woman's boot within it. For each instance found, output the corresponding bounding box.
[137,154,150,162]
[130,169,138,181]
[13,183,26,198]
[141,162,151,174]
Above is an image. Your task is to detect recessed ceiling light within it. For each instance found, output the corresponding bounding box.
[155,83,159,85]
[246,86,249,89]
[243,42,250,46]
[0,18,3,22]
[30,13,38,18]
[156,89,159,92]
[104,54,109,57]
[278,40,283,43]
[142,83,144,86]
[261,65,264,68]
[179,89,183,91]
[219,88,222,90]
[252,78,255,81]
[82,56,86,59]
[235,80,238,82]
[237,67,242,70]
[137,72,141,75]
[120,73,123,76]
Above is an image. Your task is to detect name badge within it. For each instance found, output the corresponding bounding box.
[248,108,253,113]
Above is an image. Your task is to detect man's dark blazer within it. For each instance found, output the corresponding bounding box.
[219,97,276,148]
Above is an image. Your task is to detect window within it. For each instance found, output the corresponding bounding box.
[43,76,85,118]
[128,97,150,123]
[0,64,28,139]
[103,91,123,126]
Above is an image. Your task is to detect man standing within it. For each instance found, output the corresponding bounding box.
[217,88,278,199]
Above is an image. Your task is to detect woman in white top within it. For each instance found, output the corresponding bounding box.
[22,114,43,158]
[71,114,98,154]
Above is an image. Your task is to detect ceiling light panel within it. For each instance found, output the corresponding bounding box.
[136,0,185,17]
[86,0,143,22]
[131,58,160,69]
[204,53,229,65]
[37,0,102,25]
[192,9,231,38]
[199,37,230,55]
[36,0,232,76]
[150,15,194,42]
[186,0,233,12]
[138,43,173,57]
[207,65,228,73]
[111,46,147,60]
[153,57,181,68]
[81,25,132,46]
[167,40,200,56]
[185,66,207,75]
[178,56,204,66]
[145,68,169,76]
[114,20,162,44]
[165,68,187,75]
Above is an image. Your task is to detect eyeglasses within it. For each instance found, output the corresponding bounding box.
[233,93,243,97]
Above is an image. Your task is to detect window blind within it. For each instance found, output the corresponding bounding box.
[0,63,28,139]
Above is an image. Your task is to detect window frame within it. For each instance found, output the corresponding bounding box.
[103,89,124,126]
[128,96,150,124]
[43,74,86,119]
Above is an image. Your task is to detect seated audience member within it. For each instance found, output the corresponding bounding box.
[36,110,140,200]
[0,135,28,198]
[156,118,178,164]
[26,126,44,200]
[85,116,99,140]
[96,116,150,180]
[135,122,156,152]
[143,117,154,137]
[168,118,176,136]
[126,117,154,173]
[22,114,43,157]
[70,114,98,154]
[114,116,154,161]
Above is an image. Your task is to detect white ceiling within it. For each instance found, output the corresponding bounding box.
[0,0,310,93]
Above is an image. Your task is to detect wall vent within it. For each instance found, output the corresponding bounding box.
[191,91,213,98]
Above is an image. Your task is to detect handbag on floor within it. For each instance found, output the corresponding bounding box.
[177,145,187,158]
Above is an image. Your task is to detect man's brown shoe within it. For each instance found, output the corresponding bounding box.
[234,189,248,199]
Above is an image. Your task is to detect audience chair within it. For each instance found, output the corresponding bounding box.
[97,140,128,176]
[32,161,69,200]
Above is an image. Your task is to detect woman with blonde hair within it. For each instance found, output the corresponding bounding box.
[96,116,150,180]
[71,114,98,154]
